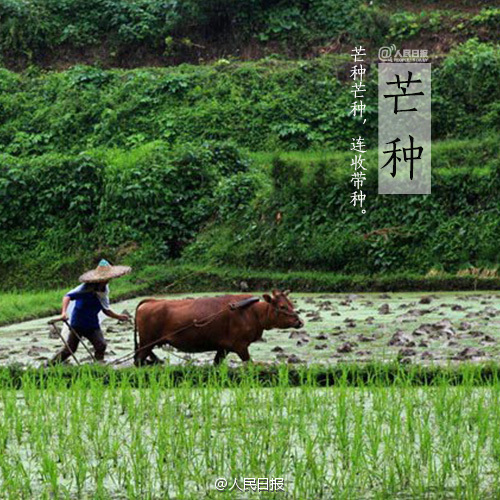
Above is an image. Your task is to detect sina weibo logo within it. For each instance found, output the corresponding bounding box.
[378,45,429,63]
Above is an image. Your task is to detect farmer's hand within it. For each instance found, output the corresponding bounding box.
[117,313,130,322]
[48,313,68,325]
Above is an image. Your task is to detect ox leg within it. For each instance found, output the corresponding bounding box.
[235,346,251,363]
[134,345,152,367]
[148,351,164,365]
[214,349,228,366]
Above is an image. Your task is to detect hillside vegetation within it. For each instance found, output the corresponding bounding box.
[1,1,499,291]
[1,40,499,156]
[0,0,498,68]
[1,134,499,289]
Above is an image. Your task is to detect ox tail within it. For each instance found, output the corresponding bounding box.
[134,299,157,354]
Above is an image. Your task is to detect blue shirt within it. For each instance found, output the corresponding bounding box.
[66,289,104,330]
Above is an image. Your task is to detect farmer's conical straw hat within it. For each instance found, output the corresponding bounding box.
[79,259,131,283]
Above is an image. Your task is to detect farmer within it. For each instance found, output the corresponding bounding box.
[49,259,131,364]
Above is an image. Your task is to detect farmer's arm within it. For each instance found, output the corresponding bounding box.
[102,308,129,322]
[60,295,71,321]
[59,288,87,321]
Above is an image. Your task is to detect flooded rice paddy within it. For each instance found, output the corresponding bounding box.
[1,379,500,499]
[1,291,500,367]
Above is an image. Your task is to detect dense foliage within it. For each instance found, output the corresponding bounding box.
[0,57,373,154]
[0,0,364,48]
[1,136,499,289]
[1,12,499,289]
[0,0,498,67]
[0,41,499,157]
[0,0,369,65]
[184,137,500,275]
[0,142,257,287]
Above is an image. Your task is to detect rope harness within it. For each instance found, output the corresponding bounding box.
[48,295,301,367]
[110,297,301,366]
[111,299,253,366]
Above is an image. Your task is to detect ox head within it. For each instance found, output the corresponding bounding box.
[262,289,304,329]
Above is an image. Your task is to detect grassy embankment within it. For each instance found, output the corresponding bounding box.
[2,261,500,326]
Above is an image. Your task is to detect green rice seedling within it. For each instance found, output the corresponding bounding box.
[1,365,500,498]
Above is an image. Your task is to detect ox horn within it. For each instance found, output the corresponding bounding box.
[283,289,291,296]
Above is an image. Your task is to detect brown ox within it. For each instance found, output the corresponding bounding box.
[133,290,304,366]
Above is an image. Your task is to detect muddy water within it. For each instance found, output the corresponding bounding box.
[1,291,499,367]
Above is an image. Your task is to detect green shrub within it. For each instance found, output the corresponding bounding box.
[433,39,500,138]
[0,58,379,154]
[0,0,498,68]
[0,0,367,63]
[0,152,103,232]
[98,141,256,255]
[1,137,499,288]
[455,8,500,38]
[183,138,500,275]
[0,141,259,287]
[1,43,499,156]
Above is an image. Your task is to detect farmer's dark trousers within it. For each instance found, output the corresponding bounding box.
[51,326,107,363]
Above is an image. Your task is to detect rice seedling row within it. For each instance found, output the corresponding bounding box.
[1,368,500,499]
